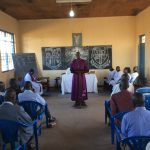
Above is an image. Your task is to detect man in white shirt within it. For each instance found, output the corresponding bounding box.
[105,67,116,84]
[24,69,43,95]
[18,81,56,126]
[109,66,123,89]
[104,67,115,91]
[130,66,139,83]
[123,67,131,81]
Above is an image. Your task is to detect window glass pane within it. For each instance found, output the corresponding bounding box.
[141,35,145,43]
[0,30,15,72]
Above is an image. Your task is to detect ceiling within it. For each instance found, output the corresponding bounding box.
[0,0,150,20]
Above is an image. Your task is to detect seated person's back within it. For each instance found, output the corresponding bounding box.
[110,79,133,115]
[0,88,33,144]
[111,73,134,96]
[121,93,150,138]
[18,81,45,106]
[18,81,56,125]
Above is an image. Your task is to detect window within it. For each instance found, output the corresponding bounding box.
[0,30,15,72]
[140,34,145,44]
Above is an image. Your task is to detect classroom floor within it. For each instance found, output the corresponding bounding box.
[38,91,115,150]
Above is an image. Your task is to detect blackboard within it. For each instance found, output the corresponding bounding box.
[89,45,112,69]
[64,47,89,69]
[42,45,112,70]
[42,47,89,70]
[12,53,38,77]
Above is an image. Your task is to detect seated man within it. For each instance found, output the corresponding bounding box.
[110,79,133,116]
[18,81,56,127]
[24,69,43,95]
[109,66,123,90]
[123,67,131,81]
[121,93,150,138]
[104,67,115,90]
[0,88,33,148]
[130,66,139,83]
[9,78,22,100]
[111,73,134,96]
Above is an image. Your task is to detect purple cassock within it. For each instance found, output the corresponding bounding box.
[70,58,89,101]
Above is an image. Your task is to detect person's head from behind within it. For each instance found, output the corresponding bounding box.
[116,66,120,72]
[24,81,32,90]
[126,67,131,73]
[132,93,144,108]
[133,66,138,73]
[121,73,129,81]
[119,79,129,91]
[109,67,114,71]
[76,52,80,59]
[29,69,34,75]
[9,78,18,89]
[4,88,16,104]
[0,81,5,92]
[123,67,131,74]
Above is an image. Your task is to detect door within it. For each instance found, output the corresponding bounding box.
[138,35,145,77]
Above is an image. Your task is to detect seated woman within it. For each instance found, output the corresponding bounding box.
[24,69,43,95]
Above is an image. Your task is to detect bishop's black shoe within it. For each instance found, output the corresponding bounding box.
[81,101,87,107]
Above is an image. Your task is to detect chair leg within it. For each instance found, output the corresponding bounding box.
[10,142,15,150]
[38,126,42,136]
[33,122,39,150]
[110,117,115,144]
[23,144,26,150]
[105,108,108,124]
[45,105,49,128]
[104,102,107,124]
[116,134,121,150]
[2,144,6,150]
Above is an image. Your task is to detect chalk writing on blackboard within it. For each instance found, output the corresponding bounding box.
[12,53,38,77]
[89,46,112,69]
[44,47,62,70]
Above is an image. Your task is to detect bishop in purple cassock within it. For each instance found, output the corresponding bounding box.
[70,52,89,107]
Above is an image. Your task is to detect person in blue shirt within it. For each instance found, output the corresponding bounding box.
[121,93,150,138]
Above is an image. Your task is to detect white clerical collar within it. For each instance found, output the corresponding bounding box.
[4,101,14,106]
